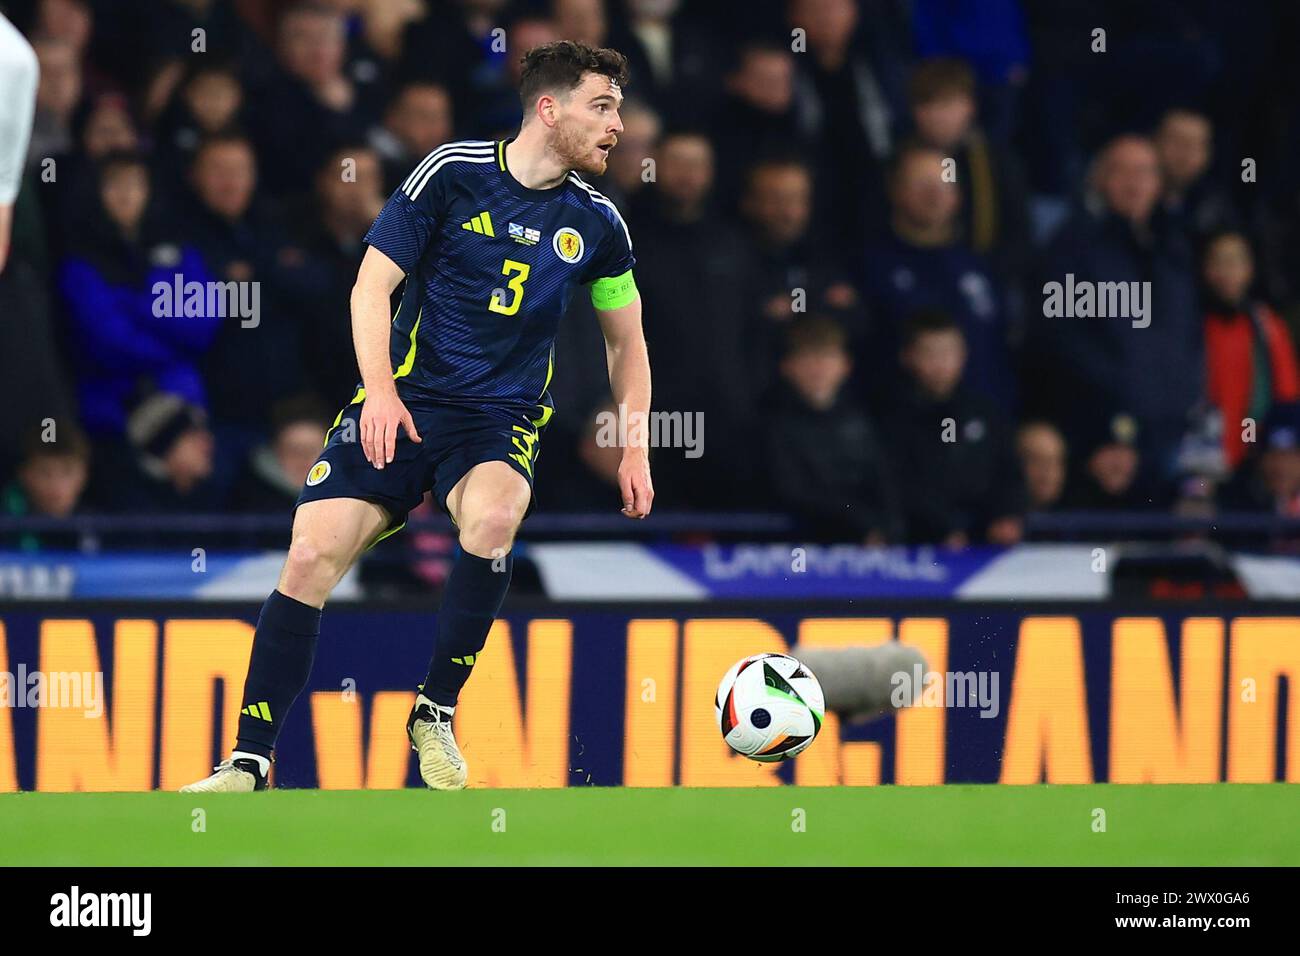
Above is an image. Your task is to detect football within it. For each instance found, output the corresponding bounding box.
[715,653,825,762]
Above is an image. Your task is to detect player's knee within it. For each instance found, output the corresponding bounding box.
[459,503,523,556]
[282,536,351,592]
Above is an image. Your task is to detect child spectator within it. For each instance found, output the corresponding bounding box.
[769,315,900,543]
[884,310,1024,546]
[2,421,91,551]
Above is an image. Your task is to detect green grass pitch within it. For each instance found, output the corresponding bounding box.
[1,785,1295,866]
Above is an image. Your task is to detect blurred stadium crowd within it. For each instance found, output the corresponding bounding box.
[4,0,1300,550]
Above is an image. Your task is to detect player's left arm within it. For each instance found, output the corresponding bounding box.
[595,291,653,519]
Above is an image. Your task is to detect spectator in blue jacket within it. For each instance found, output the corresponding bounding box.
[1026,135,1204,484]
[57,151,219,436]
[861,142,1014,413]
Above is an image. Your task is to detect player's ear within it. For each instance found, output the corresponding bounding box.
[537,93,558,127]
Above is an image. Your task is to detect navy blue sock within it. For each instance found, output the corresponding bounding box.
[422,549,513,707]
[235,589,322,758]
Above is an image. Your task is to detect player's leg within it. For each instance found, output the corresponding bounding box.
[423,459,530,701]
[236,496,390,752]
[181,497,390,793]
[408,460,531,789]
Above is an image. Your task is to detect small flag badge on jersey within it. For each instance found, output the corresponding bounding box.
[508,222,540,245]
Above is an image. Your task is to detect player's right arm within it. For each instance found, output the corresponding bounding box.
[351,245,422,469]
[352,145,457,468]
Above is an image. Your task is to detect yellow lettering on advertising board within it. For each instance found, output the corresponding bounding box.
[623,619,678,787]
[1227,618,1300,782]
[0,625,16,792]
[1000,617,1093,784]
[679,619,784,787]
[158,619,255,791]
[36,619,157,792]
[1109,617,1222,783]
[895,618,949,786]
[456,619,572,787]
[311,690,417,789]
[792,619,893,786]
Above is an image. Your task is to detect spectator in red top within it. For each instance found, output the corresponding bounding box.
[1202,229,1300,472]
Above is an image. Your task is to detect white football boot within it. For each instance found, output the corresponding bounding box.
[179,756,269,793]
[407,695,468,790]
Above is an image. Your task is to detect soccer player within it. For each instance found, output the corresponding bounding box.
[183,40,652,792]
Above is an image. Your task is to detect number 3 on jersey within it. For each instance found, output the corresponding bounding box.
[489,259,531,316]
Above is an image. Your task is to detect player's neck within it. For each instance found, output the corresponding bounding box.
[505,126,570,191]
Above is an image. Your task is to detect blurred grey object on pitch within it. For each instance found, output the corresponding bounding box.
[790,643,928,725]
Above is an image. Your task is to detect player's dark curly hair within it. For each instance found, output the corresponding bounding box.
[518,40,629,117]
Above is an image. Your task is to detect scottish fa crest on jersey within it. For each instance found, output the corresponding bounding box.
[306,461,331,486]
[552,227,584,263]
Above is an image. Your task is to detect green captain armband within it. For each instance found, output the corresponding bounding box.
[590,270,638,311]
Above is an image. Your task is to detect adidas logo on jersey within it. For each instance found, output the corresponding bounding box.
[461,211,495,236]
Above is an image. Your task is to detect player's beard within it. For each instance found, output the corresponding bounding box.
[551,116,607,176]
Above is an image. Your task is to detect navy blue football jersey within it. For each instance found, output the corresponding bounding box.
[361,138,635,426]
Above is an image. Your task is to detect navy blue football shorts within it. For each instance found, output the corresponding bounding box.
[295,393,548,540]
